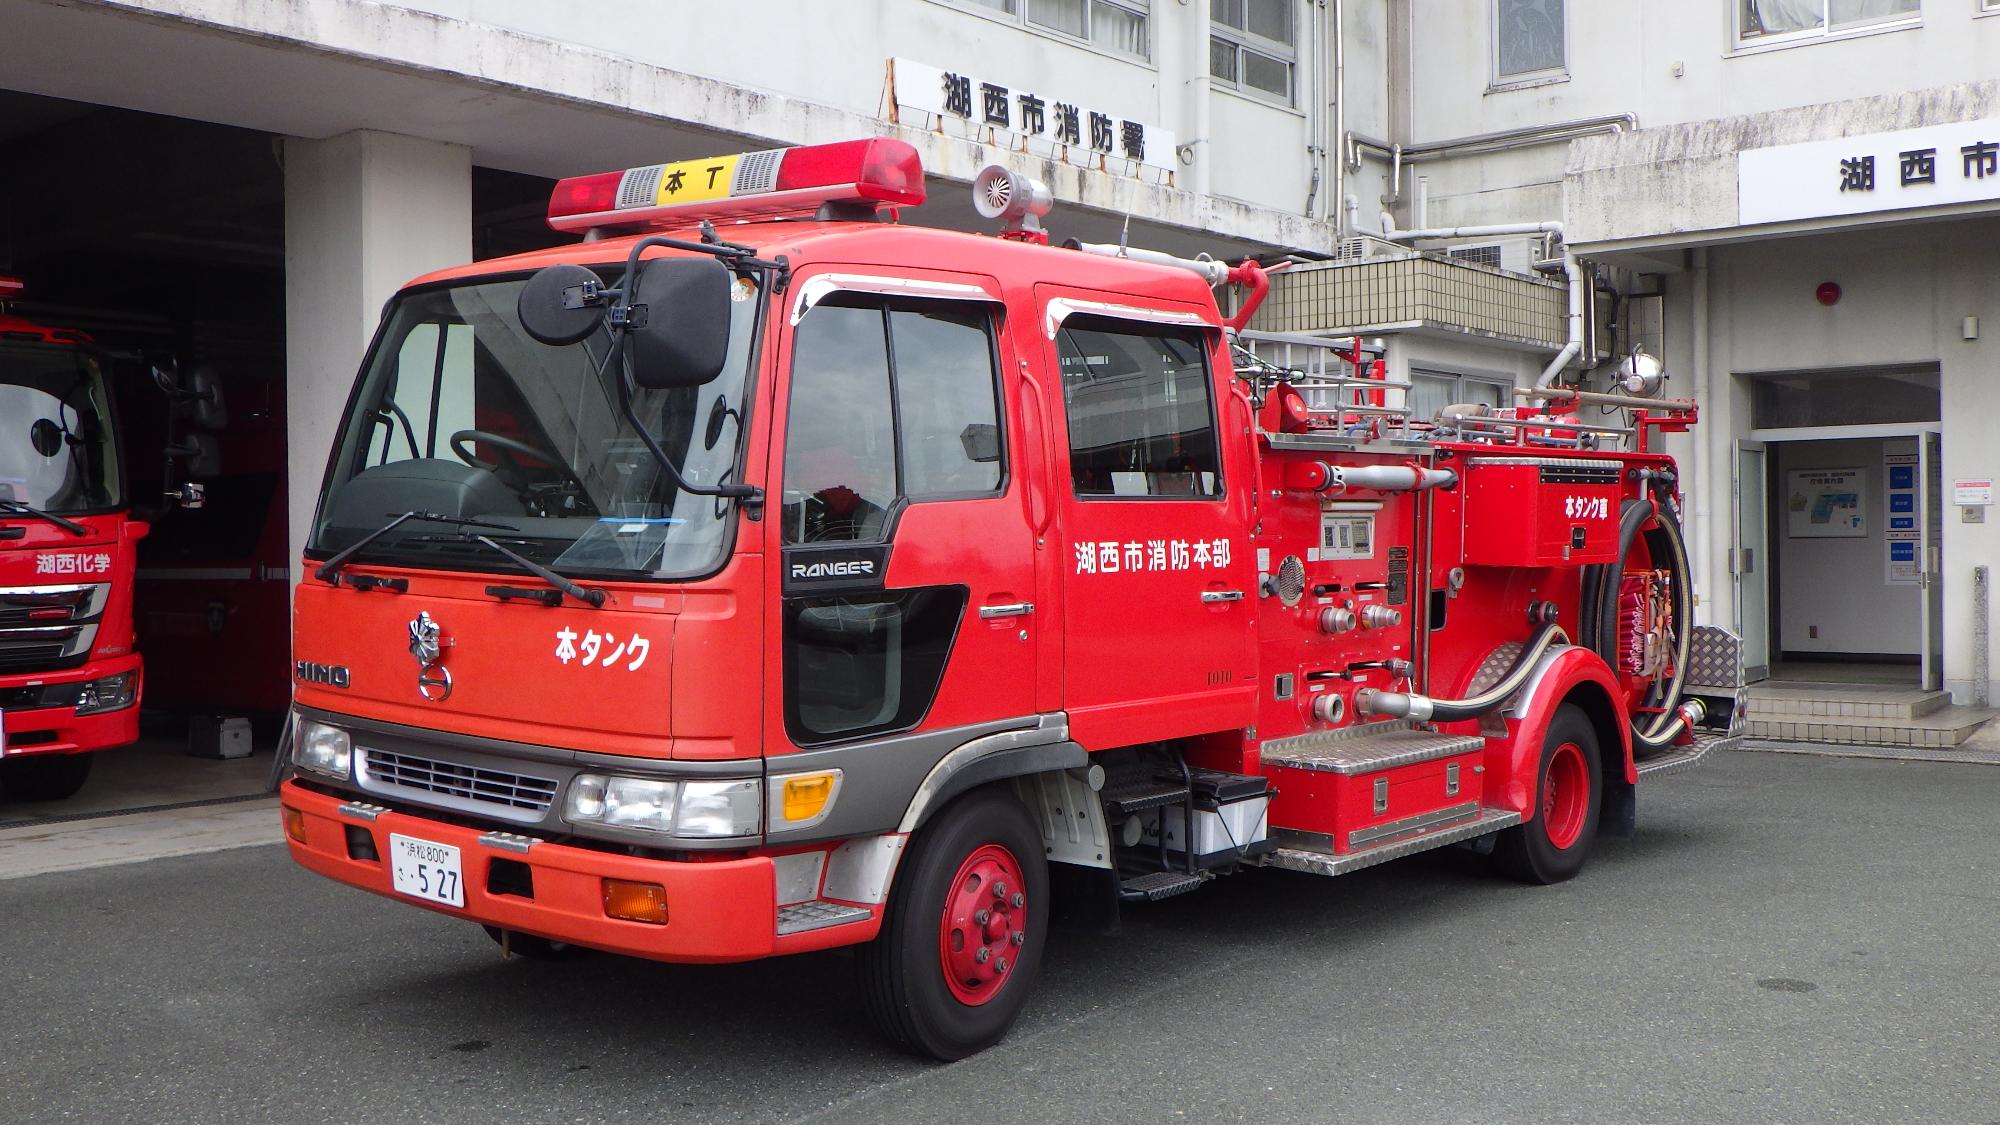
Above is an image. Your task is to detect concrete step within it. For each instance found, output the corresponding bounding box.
[1746,704,1997,748]
[1745,681,1950,721]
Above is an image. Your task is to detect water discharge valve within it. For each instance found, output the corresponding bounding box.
[1319,606,1358,634]
[1360,604,1402,630]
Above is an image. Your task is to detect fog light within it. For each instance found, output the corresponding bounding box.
[602,879,668,925]
[282,806,307,844]
[74,671,137,716]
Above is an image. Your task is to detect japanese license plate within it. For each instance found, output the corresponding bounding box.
[388,834,465,908]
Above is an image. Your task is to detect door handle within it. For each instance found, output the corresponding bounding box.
[979,602,1035,619]
[1201,590,1246,603]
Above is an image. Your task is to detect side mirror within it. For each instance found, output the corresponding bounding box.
[157,362,228,430]
[628,257,732,390]
[518,263,608,346]
[167,432,221,481]
[959,423,1001,464]
[30,418,62,458]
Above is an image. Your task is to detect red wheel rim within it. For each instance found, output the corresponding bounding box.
[1542,741,1588,850]
[938,843,1028,1007]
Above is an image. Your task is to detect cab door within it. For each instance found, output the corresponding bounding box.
[1036,289,1258,749]
[763,272,1039,757]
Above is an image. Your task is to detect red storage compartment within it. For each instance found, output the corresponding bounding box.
[1457,455,1624,567]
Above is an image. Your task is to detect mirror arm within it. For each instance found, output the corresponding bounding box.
[614,364,762,509]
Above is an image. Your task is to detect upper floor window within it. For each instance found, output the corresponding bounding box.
[1493,0,1566,84]
[1210,0,1296,104]
[960,0,1151,60]
[1737,0,1920,44]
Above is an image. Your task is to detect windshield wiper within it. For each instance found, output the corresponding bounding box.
[460,534,606,608]
[314,511,517,584]
[0,499,88,537]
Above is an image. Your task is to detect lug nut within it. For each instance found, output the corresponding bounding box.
[1010,892,1025,908]
[1011,931,1026,946]
[991,881,1008,899]
[995,958,1009,974]
[975,909,991,926]
[974,947,991,964]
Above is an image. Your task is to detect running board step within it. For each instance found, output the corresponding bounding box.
[1260,724,1486,776]
[1100,778,1192,816]
[1636,730,1737,778]
[1265,808,1523,879]
[1119,871,1207,902]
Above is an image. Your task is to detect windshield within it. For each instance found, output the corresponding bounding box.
[309,267,761,578]
[0,342,121,514]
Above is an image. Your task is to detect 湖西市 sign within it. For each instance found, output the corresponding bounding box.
[891,58,1178,175]
[1740,117,2000,225]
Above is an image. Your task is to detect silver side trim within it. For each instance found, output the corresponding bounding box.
[776,901,873,935]
[477,831,539,853]
[1267,808,1524,878]
[1636,731,1737,778]
[1043,296,1212,339]
[1464,455,1621,469]
[822,834,907,905]
[793,273,998,324]
[337,801,387,821]
[896,716,1071,834]
[1348,801,1479,848]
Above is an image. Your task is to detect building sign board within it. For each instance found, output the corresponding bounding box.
[1786,468,1865,539]
[890,57,1177,176]
[1954,478,1993,506]
[1884,450,1919,586]
[1739,117,2000,225]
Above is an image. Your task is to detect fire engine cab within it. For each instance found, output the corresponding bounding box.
[279,138,1745,1060]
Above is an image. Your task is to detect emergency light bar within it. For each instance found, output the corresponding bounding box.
[547,138,926,233]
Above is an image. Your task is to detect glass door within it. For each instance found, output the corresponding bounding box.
[1734,440,1770,681]
[1919,430,1944,690]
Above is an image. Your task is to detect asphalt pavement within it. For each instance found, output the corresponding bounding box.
[4,749,1998,1124]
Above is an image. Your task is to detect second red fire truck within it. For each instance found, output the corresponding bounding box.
[279,137,1743,1059]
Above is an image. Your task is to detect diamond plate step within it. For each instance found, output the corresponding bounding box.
[1118,870,1207,902]
[775,901,871,935]
[1099,778,1191,816]
[1266,808,1523,879]
[1260,724,1486,776]
[1636,730,1737,777]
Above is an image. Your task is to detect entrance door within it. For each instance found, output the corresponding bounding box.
[1919,430,1944,690]
[1734,441,1770,680]
[1038,292,1257,749]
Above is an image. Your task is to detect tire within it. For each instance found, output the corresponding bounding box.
[0,752,94,802]
[481,925,586,961]
[858,786,1049,1061]
[1493,704,1602,885]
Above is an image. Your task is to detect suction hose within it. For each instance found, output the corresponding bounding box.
[1588,495,1700,752]
[1359,623,1569,723]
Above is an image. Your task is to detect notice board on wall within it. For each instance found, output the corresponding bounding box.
[1884,450,1920,585]
[1786,468,1866,538]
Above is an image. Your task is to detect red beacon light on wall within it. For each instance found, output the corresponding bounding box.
[0,275,25,303]
[546,138,927,234]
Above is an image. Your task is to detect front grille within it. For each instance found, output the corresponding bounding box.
[0,584,104,672]
[357,747,559,816]
[0,642,72,672]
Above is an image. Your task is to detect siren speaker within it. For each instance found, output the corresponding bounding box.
[971,165,1053,227]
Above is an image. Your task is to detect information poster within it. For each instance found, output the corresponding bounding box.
[1884,450,1920,585]
[1786,468,1865,538]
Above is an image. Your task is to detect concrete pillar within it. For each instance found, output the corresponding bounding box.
[282,130,471,578]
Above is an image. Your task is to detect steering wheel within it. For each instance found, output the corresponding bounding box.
[450,429,559,473]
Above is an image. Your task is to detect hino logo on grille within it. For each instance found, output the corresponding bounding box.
[407,611,453,702]
[791,559,875,580]
[294,660,350,689]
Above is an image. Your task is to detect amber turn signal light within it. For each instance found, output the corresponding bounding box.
[282,806,308,844]
[602,879,669,925]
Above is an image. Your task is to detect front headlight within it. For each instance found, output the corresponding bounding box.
[73,671,137,716]
[565,774,761,838]
[293,719,352,780]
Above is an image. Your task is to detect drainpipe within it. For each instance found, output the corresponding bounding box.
[1186,0,1213,197]
[1332,0,1346,232]
[1381,220,1585,388]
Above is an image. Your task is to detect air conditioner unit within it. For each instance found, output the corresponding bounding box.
[1334,234,1411,263]
[1445,236,1545,276]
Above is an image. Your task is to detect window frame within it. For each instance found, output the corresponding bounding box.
[779,292,1010,547]
[1490,0,1568,89]
[1732,0,1923,49]
[934,0,1154,62]
[1409,368,1512,423]
[1210,0,1299,107]
[1054,314,1228,503]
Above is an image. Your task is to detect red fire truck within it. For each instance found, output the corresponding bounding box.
[279,138,1743,1059]
[0,277,147,800]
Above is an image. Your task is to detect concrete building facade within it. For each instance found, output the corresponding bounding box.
[2,0,1992,706]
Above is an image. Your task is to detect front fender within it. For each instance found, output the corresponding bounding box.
[1491,645,1632,816]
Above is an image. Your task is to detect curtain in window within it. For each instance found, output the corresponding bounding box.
[1028,0,1087,37]
[1746,0,1823,33]
[1829,0,1918,26]
[1495,0,1564,77]
[1092,2,1148,56]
